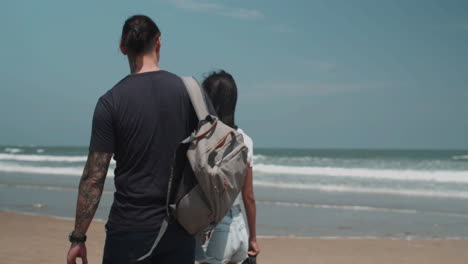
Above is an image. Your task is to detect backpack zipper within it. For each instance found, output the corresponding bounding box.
[215,145,246,167]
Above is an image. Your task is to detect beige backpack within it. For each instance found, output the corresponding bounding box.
[138,77,248,261]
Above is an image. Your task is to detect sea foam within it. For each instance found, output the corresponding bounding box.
[0,163,114,177]
[452,155,468,161]
[254,164,468,183]
[254,181,468,199]
[0,153,87,162]
[4,148,23,153]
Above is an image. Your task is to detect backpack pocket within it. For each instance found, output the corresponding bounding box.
[176,184,213,235]
[211,144,248,223]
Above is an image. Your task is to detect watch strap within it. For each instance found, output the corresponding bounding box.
[69,231,87,243]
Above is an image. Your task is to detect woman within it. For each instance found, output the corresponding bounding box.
[195,70,260,264]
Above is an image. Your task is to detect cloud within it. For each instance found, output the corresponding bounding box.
[219,7,264,20]
[169,0,264,20]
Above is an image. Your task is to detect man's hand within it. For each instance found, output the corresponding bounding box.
[67,151,111,264]
[67,243,88,264]
[248,238,260,256]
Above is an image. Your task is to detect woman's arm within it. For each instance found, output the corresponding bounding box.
[242,163,260,256]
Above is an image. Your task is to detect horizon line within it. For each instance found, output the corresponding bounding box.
[1,144,467,152]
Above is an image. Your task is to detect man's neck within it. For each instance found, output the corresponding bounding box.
[129,54,160,74]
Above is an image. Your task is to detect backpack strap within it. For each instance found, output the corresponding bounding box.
[136,146,182,262]
[181,76,210,121]
[135,218,169,262]
[137,77,208,261]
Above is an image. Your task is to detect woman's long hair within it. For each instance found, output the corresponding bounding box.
[202,70,238,129]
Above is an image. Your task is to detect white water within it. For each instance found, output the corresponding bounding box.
[255,164,468,183]
[254,181,468,199]
[1,151,467,200]
[0,153,87,162]
[0,163,114,177]
[453,155,468,161]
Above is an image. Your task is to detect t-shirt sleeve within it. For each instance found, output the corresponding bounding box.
[240,131,254,167]
[89,97,115,153]
[247,138,254,167]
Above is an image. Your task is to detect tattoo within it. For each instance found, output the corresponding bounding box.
[74,152,112,237]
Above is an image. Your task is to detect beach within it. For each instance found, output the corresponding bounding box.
[2,211,468,264]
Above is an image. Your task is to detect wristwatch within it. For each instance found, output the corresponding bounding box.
[69,231,87,243]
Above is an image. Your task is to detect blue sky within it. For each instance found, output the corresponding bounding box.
[1,0,467,149]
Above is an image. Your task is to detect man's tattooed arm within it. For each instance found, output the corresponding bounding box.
[73,152,112,239]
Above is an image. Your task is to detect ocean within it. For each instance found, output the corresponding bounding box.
[1,146,468,238]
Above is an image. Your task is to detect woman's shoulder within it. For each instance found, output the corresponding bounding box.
[237,128,253,148]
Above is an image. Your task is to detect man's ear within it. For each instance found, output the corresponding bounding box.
[155,36,161,54]
[119,41,127,55]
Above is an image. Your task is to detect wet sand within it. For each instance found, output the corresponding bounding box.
[1,211,468,264]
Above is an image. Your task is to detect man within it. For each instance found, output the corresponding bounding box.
[66,15,197,264]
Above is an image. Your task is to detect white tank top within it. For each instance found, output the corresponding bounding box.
[233,128,253,206]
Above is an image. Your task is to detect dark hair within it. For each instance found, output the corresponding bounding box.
[202,70,238,129]
[121,15,160,55]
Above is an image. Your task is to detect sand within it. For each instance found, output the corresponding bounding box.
[1,211,468,264]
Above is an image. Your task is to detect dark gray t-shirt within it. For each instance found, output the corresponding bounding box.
[89,70,197,232]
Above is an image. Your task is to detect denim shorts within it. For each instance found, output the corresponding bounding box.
[195,205,248,264]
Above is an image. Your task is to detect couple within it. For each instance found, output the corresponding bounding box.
[66,15,259,264]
